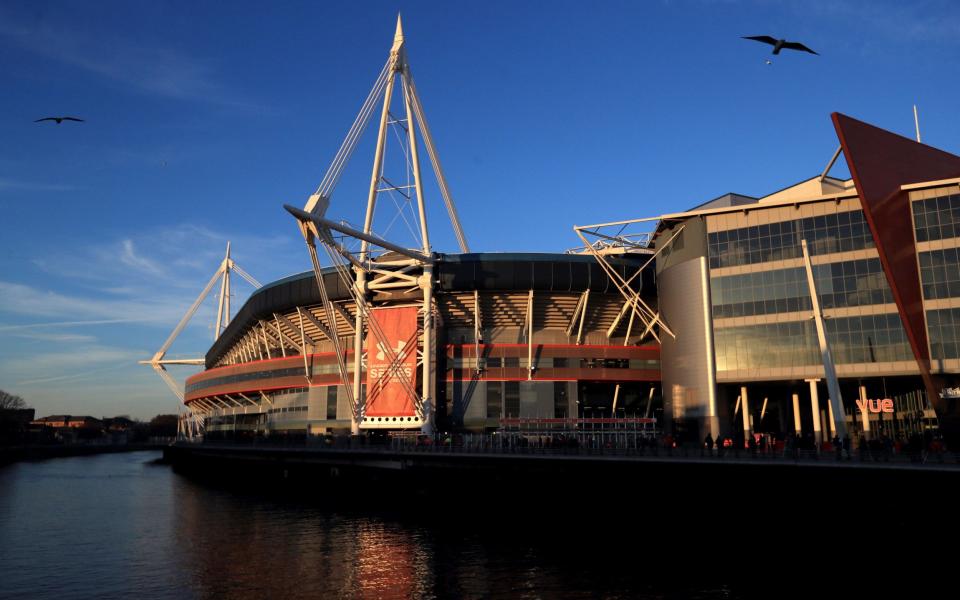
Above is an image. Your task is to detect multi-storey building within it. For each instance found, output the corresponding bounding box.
[650,113,960,444]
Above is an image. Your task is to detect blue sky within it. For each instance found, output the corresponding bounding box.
[2,0,959,419]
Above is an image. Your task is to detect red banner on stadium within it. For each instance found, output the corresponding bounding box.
[365,306,419,417]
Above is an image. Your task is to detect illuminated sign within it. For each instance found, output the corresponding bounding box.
[855,398,894,413]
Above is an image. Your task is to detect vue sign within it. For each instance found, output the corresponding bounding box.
[855,398,894,414]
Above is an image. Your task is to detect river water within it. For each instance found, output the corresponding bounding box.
[0,451,939,599]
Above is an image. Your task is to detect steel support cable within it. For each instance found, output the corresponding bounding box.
[315,60,393,201]
[315,222,423,409]
[406,74,470,252]
[231,264,262,288]
[358,287,425,418]
[365,328,419,403]
[154,365,185,402]
[305,237,358,418]
[319,235,425,417]
[387,87,425,248]
[373,116,422,247]
[382,188,423,249]
[318,240,372,420]
[156,266,223,358]
[316,60,391,198]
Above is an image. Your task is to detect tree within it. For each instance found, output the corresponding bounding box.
[148,414,178,437]
[0,390,26,410]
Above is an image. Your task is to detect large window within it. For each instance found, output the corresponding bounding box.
[913,195,960,242]
[714,313,911,372]
[927,308,960,360]
[708,209,874,269]
[919,249,960,300]
[711,258,892,318]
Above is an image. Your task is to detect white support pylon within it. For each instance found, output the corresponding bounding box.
[801,239,847,439]
[140,242,261,417]
[290,16,472,435]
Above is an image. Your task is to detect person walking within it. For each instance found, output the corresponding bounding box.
[703,433,714,457]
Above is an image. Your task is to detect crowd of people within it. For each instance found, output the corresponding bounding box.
[697,429,949,462]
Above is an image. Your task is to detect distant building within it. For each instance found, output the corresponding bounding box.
[102,416,136,432]
[31,415,103,430]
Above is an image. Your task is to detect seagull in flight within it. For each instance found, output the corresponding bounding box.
[742,36,819,55]
[34,116,85,124]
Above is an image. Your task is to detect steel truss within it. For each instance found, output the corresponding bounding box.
[139,242,261,441]
[286,16,470,435]
[574,218,684,415]
[573,219,679,346]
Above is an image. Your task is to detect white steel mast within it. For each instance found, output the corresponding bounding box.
[139,243,261,439]
[290,15,470,435]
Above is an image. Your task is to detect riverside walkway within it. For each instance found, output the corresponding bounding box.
[169,434,960,473]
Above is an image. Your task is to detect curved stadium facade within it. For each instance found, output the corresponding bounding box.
[172,19,960,447]
[184,253,660,438]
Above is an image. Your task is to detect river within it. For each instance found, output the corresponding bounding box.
[0,451,940,599]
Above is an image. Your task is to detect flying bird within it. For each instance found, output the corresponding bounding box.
[742,36,819,56]
[34,116,85,124]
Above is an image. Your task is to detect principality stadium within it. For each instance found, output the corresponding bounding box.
[149,17,960,449]
[147,18,662,443]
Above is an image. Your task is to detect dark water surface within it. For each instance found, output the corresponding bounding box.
[0,452,939,599]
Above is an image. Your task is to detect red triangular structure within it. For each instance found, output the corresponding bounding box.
[833,112,960,413]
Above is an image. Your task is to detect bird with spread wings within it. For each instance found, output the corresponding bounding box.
[742,36,819,55]
[34,116,85,124]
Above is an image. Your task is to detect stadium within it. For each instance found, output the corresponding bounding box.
[150,18,663,444]
[153,18,960,449]
[183,253,659,439]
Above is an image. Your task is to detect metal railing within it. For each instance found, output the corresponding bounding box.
[182,433,960,467]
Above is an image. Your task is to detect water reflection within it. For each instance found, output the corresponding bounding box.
[0,453,841,599]
[168,474,745,599]
[172,480,435,599]
[5,452,945,599]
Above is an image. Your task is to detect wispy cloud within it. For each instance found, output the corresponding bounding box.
[5,330,97,343]
[0,280,180,323]
[118,239,165,277]
[782,0,960,45]
[15,362,133,386]
[33,223,299,288]
[0,4,256,109]
[1,344,143,378]
[1,223,298,339]
[0,319,141,332]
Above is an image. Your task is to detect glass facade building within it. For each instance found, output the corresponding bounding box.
[913,185,960,366]
[703,195,917,382]
[656,158,960,444]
